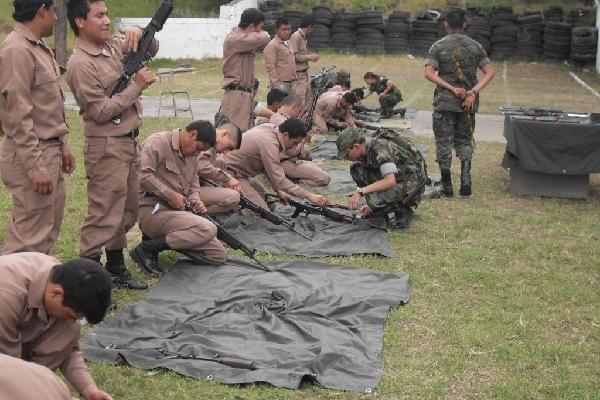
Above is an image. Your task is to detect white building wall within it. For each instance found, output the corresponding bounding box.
[115,0,258,59]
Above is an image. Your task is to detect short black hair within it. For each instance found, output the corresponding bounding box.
[275,17,290,30]
[351,87,365,100]
[186,120,217,147]
[217,122,242,150]
[338,79,351,89]
[13,0,53,22]
[279,117,307,139]
[445,8,466,30]
[267,88,287,106]
[239,8,265,28]
[281,94,302,106]
[363,71,378,80]
[67,0,102,36]
[300,15,316,28]
[50,258,112,325]
[342,92,357,104]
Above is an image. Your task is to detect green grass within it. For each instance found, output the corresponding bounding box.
[1,110,598,399]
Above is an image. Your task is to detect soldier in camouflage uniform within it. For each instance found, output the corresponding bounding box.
[336,128,422,229]
[363,72,403,118]
[424,8,496,197]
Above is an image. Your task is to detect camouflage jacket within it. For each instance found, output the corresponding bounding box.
[426,33,490,113]
[362,137,410,178]
[368,76,402,101]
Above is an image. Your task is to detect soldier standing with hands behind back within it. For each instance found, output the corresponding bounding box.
[66,0,158,289]
[424,8,495,197]
[0,0,76,255]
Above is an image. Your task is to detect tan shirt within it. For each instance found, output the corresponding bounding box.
[222,28,270,89]
[0,354,71,400]
[288,29,310,73]
[139,129,202,207]
[0,23,68,176]
[270,111,306,159]
[0,252,95,395]
[66,37,158,137]
[197,147,233,186]
[223,123,311,198]
[315,92,355,128]
[327,85,345,93]
[264,36,296,87]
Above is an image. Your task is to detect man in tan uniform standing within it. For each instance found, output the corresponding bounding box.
[0,0,76,255]
[270,95,330,186]
[130,120,228,276]
[66,0,158,289]
[264,17,296,93]
[289,15,320,114]
[197,123,242,214]
[313,91,363,133]
[222,8,270,132]
[0,252,113,400]
[223,118,328,210]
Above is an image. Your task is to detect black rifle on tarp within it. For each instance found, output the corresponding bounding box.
[184,203,270,272]
[287,199,357,224]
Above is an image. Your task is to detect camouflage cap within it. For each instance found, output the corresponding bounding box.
[336,127,362,159]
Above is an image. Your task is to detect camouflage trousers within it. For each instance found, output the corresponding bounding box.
[350,162,404,214]
[432,110,474,170]
[379,92,401,114]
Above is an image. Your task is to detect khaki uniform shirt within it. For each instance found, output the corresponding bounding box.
[327,85,345,93]
[197,147,233,186]
[288,30,310,72]
[269,110,303,159]
[0,252,94,395]
[0,354,71,400]
[264,36,296,87]
[222,28,270,89]
[223,123,311,198]
[66,37,158,136]
[315,92,355,128]
[0,23,68,176]
[139,130,202,207]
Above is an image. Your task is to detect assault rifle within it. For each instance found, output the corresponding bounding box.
[184,203,270,272]
[200,179,312,241]
[110,0,173,97]
[305,65,336,130]
[499,107,595,124]
[287,198,357,224]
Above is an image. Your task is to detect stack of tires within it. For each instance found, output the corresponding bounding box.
[308,6,333,50]
[259,1,283,38]
[410,19,438,56]
[515,13,544,60]
[543,21,572,60]
[384,11,410,53]
[330,12,356,53]
[570,27,598,64]
[282,10,305,34]
[355,10,385,54]
[490,8,518,60]
[465,13,492,54]
[543,7,564,22]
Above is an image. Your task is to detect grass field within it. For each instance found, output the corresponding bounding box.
[0,109,598,399]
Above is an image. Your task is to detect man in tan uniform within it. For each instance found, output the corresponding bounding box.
[313,91,363,133]
[264,17,296,93]
[223,118,328,210]
[66,0,158,289]
[289,15,320,114]
[270,95,330,186]
[0,355,72,400]
[222,8,270,132]
[197,123,242,214]
[130,120,228,276]
[0,252,113,400]
[0,0,76,255]
[254,88,286,126]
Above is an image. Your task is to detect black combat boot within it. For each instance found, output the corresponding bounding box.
[85,254,102,265]
[387,207,414,229]
[105,249,148,290]
[441,168,454,197]
[129,237,170,276]
[459,160,472,197]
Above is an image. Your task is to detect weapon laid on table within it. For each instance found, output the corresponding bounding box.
[499,106,594,123]
[200,179,312,241]
[184,203,270,272]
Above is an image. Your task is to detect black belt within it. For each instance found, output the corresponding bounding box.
[225,84,252,93]
[120,128,139,138]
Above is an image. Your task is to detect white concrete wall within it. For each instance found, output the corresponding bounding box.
[115,0,258,59]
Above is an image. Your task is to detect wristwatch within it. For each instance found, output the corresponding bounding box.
[356,187,364,197]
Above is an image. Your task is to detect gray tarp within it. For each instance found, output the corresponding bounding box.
[82,259,411,392]
[502,116,600,174]
[221,208,396,257]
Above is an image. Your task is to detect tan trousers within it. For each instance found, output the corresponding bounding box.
[0,139,65,254]
[281,160,331,186]
[222,89,253,133]
[79,136,139,257]
[138,205,227,265]
[291,72,312,116]
[197,186,240,214]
